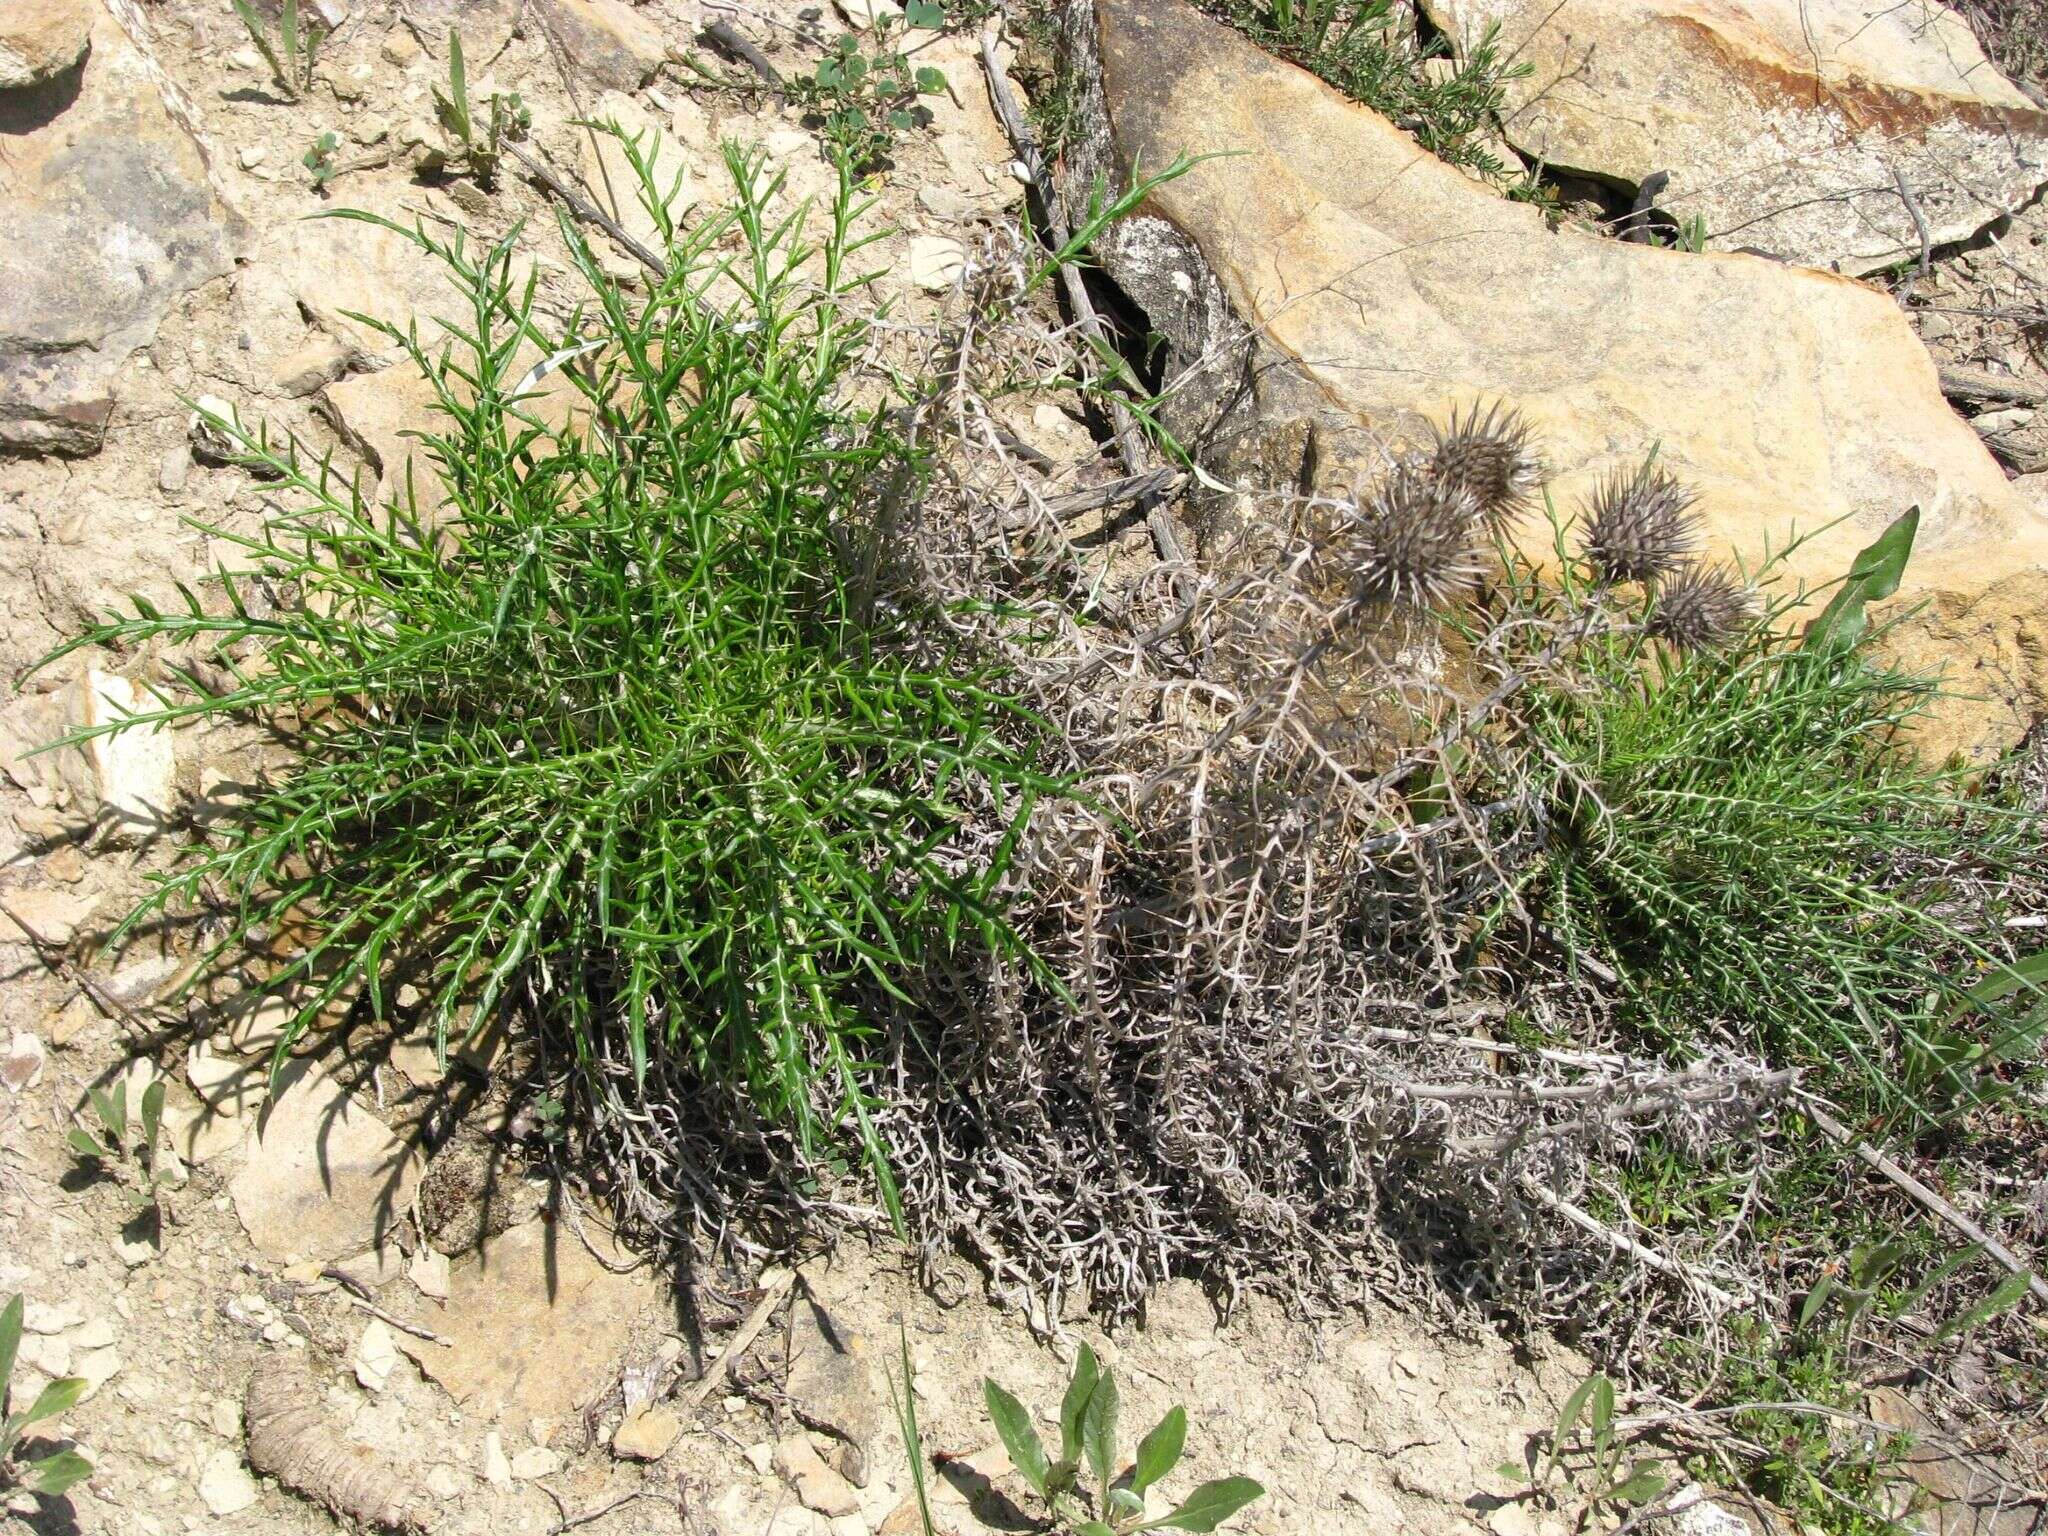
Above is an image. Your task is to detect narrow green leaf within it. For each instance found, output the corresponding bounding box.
[983,1379,1051,1498]
[140,1078,165,1153]
[1131,1406,1187,1495]
[1082,1361,1120,1502]
[1143,1476,1265,1532]
[1930,1268,2036,1347]
[0,1294,21,1396]
[1060,1345,1099,1467]
[65,1127,109,1160]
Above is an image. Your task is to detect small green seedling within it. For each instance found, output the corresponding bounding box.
[787,7,948,172]
[230,0,326,102]
[0,1296,93,1498]
[1498,1373,1666,1526]
[303,130,341,190]
[984,1345,1264,1534]
[66,1077,172,1215]
[429,30,530,188]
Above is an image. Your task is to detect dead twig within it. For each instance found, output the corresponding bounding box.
[702,20,786,102]
[977,20,1187,564]
[507,141,666,279]
[675,1268,795,1414]
[1801,1096,2048,1309]
[320,1271,454,1345]
[1892,165,1933,280]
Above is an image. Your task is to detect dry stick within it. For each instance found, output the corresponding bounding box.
[1939,367,2048,407]
[0,896,158,1039]
[1892,165,1933,280]
[976,20,1188,565]
[1801,1096,2048,1309]
[674,1268,795,1413]
[323,1280,454,1346]
[702,19,786,101]
[507,141,667,278]
[1039,467,1182,519]
[1520,1178,1747,1310]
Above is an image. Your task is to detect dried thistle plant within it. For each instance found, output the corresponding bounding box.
[1647,563,1757,651]
[1581,459,1699,584]
[1352,464,1488,609]
[1427,400,1541,538]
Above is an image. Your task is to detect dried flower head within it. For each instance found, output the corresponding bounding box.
[1427,401,1541,538]
[1648,563,1758,651]
[1581,460,1700,584]
[1352,465,1487,609]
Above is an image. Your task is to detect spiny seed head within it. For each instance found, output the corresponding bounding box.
[1427,401,1541,538]
[1353,465,1487,609]
[1648,563,1758,651]
[1581,460,1700,584]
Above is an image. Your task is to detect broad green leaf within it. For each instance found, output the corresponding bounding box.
[1078,1524,1116,1536]
[29,1448,93,1496]
[905,0,945,27]
[1801,506,1918,656]
[1060,1345,1100,1466]
[983,1379,1050,1497]
[1796,1275,1836,1330]
[1082,1361,1120,1499]
[0,1294,20,1396]
[1589,1375,1615,1439]
[1611,1465,1666,1506]
[91,1082,124,1143]
[1143,1476,1265,1532]
[1109,1487,1145,1520]
[915,66,946,93]
[1930,1268,2036,1347]
[1546,1375,1600,1479]
[1132,1406,1187,1495]
[19,1376,86,1428]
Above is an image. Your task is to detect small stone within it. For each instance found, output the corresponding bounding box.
[22,1301,82,1335]
[74,1344,120,1397]
[425,1463,465,1500]
[1974,406,2035,435]
[0,0,93,92]
[188,395,242,463]
[273,335,350,398]
[509,1445,561,1481]
[238,145,268,170]
[916,185,974,221]
[69,1316,115,1351]
[907,236,966,293]
[483,1431,512,1490]
[227,43,262,71]
[2,888,100,947]
[15,1334,70,1378]
[380,26,420,66]
[72,669,177,844]
[156,444,193,493]
[261,1319,289,1344]
[745,1441,774,1475]
[0,1031,44,1093]
[197,1448,258,1516]
[114,1229,160,1268]
[774,1434,860,1518]
[355,1319,400,1393]
[211,1397,242,1439]
[409,1246,451,1301]
[611,1405,681,1462]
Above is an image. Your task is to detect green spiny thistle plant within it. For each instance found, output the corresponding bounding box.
[35,141,1071,1221]
[0,1296,92,1499]
[984,1345,1264,1535]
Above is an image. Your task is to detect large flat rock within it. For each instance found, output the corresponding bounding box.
[1419,0,2048,273]
[394,1216,652,1425]
[1077,0,2048,761]
[0,1,235,454]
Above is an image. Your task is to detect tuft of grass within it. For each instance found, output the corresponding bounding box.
[1204,0,1531,186]
[36,141,1063,1217]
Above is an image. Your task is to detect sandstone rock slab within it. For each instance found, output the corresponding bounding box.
[228,1057,420,1262]
[393,1215,649,1424]
[1074,0,2048,762]
[1420,0,2048,273]
[535,0,667,93]
[0,0,93,91]
[0,2,236,454]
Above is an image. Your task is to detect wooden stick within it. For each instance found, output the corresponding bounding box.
[1522,1178,1746,1311]
[1801,1096,2048,1309]
[1891,165,1932,280]
[674,1267,795,1413]
[702,20,786,102]
[506,141,667,279]
[1040,468,1181,519]
[977,21,1187,565]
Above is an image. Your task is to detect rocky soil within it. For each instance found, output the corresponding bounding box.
[1,0,2045,1532]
